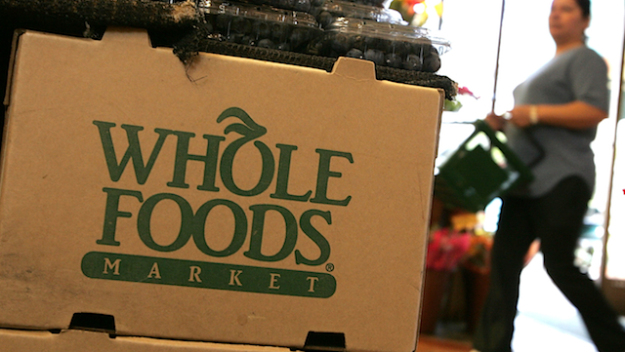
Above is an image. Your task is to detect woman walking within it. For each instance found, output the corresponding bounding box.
[472,1,625,351]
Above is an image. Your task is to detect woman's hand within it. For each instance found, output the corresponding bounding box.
[485,112,507,131]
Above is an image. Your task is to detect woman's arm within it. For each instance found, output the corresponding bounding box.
[506,101,607,129]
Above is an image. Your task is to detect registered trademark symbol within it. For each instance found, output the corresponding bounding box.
[326,263,334,272]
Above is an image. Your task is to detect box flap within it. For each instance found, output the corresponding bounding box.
[100,26,153,48]
[330,57,377,81]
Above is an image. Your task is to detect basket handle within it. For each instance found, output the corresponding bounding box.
[473,119,545,170]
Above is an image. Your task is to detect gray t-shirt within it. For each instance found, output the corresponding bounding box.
[505,46,609,197]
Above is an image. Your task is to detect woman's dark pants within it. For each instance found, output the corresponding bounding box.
[473,177,625,352]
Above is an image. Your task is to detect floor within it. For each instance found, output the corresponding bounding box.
[416,252,625,352]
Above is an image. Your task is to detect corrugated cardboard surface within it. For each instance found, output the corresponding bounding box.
[0,328,298,352]
[0,28,443,352]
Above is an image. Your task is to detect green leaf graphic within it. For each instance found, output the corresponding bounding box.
[217,107,267,141]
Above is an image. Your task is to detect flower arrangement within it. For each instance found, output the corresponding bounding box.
[426,227,471,271]
[388,0,443,28]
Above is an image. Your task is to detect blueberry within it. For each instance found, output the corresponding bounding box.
[331,33,352,55]
[403,54,422,71]
[254,21,271,39]
[420,45,441,72]
[294,0,311,11]
[311,0,324,6]
[423,54,441,72]
[232,17,252,34]
[351,35,366,51]
[258,38,276,49]
[426,44,440,57]
[364,49,385,66]
[271,23,289,42]
[290,28,310,50]
[317,11,334,28]
[346,48,364,59]
[242,35,256,46]
[385,53,403,68]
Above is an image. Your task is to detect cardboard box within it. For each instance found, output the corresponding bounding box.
[0,328,299,352]
[0,28,443,352]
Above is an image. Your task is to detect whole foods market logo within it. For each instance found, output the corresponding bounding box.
[81,107,353,298]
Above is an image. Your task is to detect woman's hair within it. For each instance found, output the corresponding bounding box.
[574,0,591,42]
[575,0,591,18]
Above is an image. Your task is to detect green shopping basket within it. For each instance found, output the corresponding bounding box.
[434,120,537,213]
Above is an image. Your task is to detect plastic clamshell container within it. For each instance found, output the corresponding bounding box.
[198,0,324,53]
[308,18,450,72]
[311,0,407,28]
[434,120,535,213]
[216,0,323,13]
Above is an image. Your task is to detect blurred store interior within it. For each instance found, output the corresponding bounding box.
[415,0,625,351]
